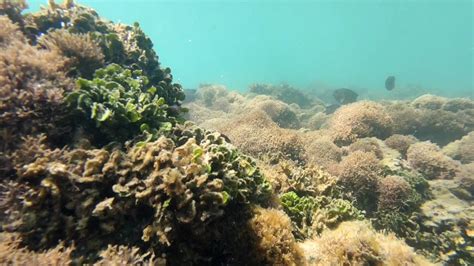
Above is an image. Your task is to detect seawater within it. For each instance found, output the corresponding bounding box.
[28,0,473,98]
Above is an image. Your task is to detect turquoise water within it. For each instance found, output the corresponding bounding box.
[28,0,473,97]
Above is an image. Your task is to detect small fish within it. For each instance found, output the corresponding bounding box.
[385,76,396,91]
[332,88,358,105]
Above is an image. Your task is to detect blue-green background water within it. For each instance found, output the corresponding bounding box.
[28,0,473,98]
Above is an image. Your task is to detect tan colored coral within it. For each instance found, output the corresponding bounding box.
[348,137,384,159]
[442,131,474,164]
[412,94,448,110]
[207,110,305,162]
[301,221,433,266]
[0,233,73,265]
[302,134,342,169]
[332,151,382,210]
[38,29,104,77]
[384,134,418,157]
[407,141,460,180]
[245,96,301,128]
[306,112,330,130]
[96,245,165,266]
[328,101,393,146]
[377,175,412,211]
[0,15,25,45]
[249,207,305,266]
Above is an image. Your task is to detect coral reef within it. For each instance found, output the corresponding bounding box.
[327,101,393,146]
[3,124,271,262]
[384,134,418,157]
[302,135,342,168]
[332,151,382,211]
[66,63,182,145]
[347,137,384,159]
[248,207,305,265]
[443,131,474,164]
[204,110,306,162]
[0,233,73,265]
[249,83,314,108]
[38,29,105,78]
[407,141,460,180]
[301,221,433,266]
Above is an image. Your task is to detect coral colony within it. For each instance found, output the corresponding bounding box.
[1,1,473,265]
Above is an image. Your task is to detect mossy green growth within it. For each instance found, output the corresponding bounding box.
[66,63,181,144]
[280,192,364,239]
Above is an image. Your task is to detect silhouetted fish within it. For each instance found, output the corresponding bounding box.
[385,76,395,91]
[332,88,358,105]
[325,104,341,114]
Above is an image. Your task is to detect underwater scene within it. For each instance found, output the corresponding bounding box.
[0,0,473,265]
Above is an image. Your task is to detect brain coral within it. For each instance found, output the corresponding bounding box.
[327,101,393,146]
[407,141,459,180]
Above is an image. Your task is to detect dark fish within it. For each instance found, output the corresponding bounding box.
[325,104,341,114]
[385,76,395,91]
[332,88,358,105]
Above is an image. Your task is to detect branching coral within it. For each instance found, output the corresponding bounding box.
[0,0,27,27]
[96,245,164,265]
[376,175,412,211]
[442,131,474,164]
[247,96,301,129]
[208,110,306,162]
[302,221,433,266]
[384,134,418,158]
[302,135,342,168]
[248,207,305,265]
[407,141,460,180]
[0,233,73,265]
[0,16,72,153]
[347,137,384,159]
[38,29,105,78]
[333,151,382,212]
[328,101,393,146]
